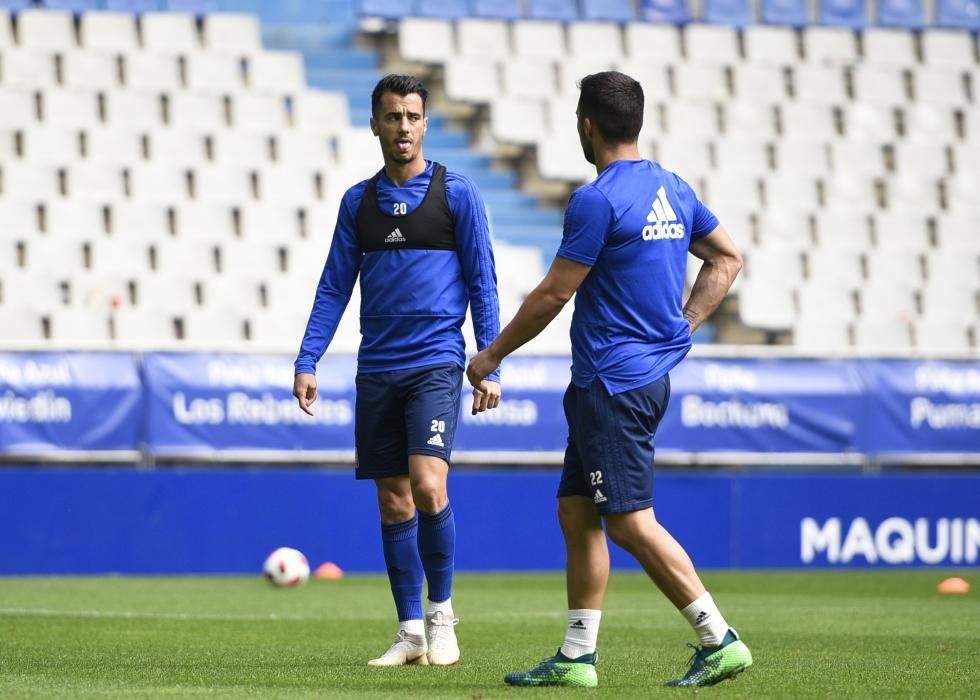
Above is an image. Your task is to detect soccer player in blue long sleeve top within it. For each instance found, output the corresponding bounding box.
[468,72,752,688]
[293,75,501,667]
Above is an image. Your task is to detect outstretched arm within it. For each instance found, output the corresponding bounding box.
[466,256,591,386]
[684,224,742,334]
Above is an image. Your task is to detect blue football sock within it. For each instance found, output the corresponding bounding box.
[418,502,455,604]
[381,514,424,621]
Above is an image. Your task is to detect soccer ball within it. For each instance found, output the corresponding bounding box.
[262,547,310,587]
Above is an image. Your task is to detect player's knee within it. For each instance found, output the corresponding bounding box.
[376,487,414,523]
[604,515,642,550]
[409,476,447,513]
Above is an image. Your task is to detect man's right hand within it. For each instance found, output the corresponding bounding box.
[293,373,317,416]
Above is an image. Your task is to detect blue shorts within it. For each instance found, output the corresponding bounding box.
[354,363,463,480]
[557,374,671,514]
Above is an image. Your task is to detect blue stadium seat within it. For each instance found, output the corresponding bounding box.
[641,0,691,23]
[164,0,216,11]
[473,0,522,18]
[703,0,753,25]
[760,0,809,26]
[877,0,925,28]
[935,0,980,29]
[818,0,867,27]
[360,0,413,18]
[0,0,32,9]
[581,0,636,21]
[418,0,469,18]
[105,0,161,11]
[528,0,579,21]
[38,0,102,10]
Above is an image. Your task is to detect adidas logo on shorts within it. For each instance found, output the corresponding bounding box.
[593,489,608,504]
[427,433,444,448]
[642,186,685,241]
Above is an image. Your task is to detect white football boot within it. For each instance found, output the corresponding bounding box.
[367,630,429,666]
[425,609,460,665]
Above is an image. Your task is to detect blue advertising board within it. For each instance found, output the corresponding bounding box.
[0,352,142,452]
[0,468,975,574]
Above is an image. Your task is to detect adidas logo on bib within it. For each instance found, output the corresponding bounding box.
[642,186,685,241]
[427,433,444,448]
[385,228,406,244]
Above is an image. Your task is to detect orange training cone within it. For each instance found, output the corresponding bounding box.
[937,577,970,594]
[314,562,344,580]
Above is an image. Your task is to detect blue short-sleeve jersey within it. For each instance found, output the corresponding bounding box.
[557,159,719,395]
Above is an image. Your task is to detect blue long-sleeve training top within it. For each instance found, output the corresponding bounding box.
[295,160,501,381]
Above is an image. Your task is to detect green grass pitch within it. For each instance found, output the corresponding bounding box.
[1,571,977,698]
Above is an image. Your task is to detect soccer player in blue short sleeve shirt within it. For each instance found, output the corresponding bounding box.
[294,75,501,667]
[468,72,752,688]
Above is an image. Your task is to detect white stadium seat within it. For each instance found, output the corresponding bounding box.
[0,308,45,342]
[715,139,770,175]
[203,275,264,311]
[656,137,712,180]
[568,22,624,63]
[248,311,310,349]
[398,18,454,63]
[921,29,976,68]
[0,89,36,127]
[104,91,164,128]
[557,58,616,96]
[853,317,913,349]
[215,130,272,167]
[490,97,546,145]
[871,212,931,253]
[133,275,198,313]
[919,280,978,324]
[624,22,681,61]
[502,59,557,99]
[185,53,245,93]
[686,24,739,65]
[828,141,886,177]
[80,12,139,52]
[111,202,171,241]
[661,102,719,138]
[738,279,795,331]
[673,64,729,102]
[167,93,227,130]
[47,200,106,239]
[743,26,799,66]
[813,211,872,250]
[1,162,62,199]
[903,105,959,143]
[779,103,838,140]
[732,65,789,102]
[128,163,190,202]
[793,316,852,348]
[41,89,101,129]
[248,51,306,94]
[62,51,120,90]
[146,129,207,166]
[231,93,289,132]
[0,200,41,240]
[88,237,152,274]
[536,135,594,182]
[756,209,812,248]
[22,237,86,274]
[803,27,858,65]
[112,306,178,345]
[865,253,924,286]
[20,126,81,165]
[154,239,218,276]
[914,317,973,352]
[192,165,254,203]
[912,68,969,107]
[796,281,858,321]
[843,103,899,140]
[892,141,950,179]
[17,9,75,51]
[49,308,112,346]
[792,65,847,105]
[292,90,350,135]
[2,270,65,311]
[141,13,200,55]
[0,9,13,49]
[219,241,284,278]
[724,100,778,137]
[1,50,58,88]
[850,66,909,106]
[123,53,182,91]
[259,167,320,205]
[862,28,917,67]
[84,127,144,165]
[445,59,499,103]
[774,139,829,175]
[511,20,566,60]
[807,247,864,285]
[203,13,262,55]
[617,61,671,99]
[274,132,330,167]
[456,19,510,61]
[176,202,237,241]
[934,214,980,253]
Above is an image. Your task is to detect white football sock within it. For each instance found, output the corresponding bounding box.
[427,597,453,616]
[400,619,424,636]
[560,609,602,659]
[680,592,730,647]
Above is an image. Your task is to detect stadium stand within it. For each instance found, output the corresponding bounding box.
[0,0,977,354]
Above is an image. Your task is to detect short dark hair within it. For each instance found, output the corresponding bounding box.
[577,71,644,144]
[371,74,428,117]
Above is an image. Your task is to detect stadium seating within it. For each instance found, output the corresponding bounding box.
[0,1,977,354]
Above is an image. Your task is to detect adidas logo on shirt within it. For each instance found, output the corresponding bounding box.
[593,489,608,504]
[427,433,444,448]
[385,228,406,244]
[642,186,685,241]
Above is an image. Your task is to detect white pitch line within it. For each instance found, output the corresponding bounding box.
[0,607,311,622]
